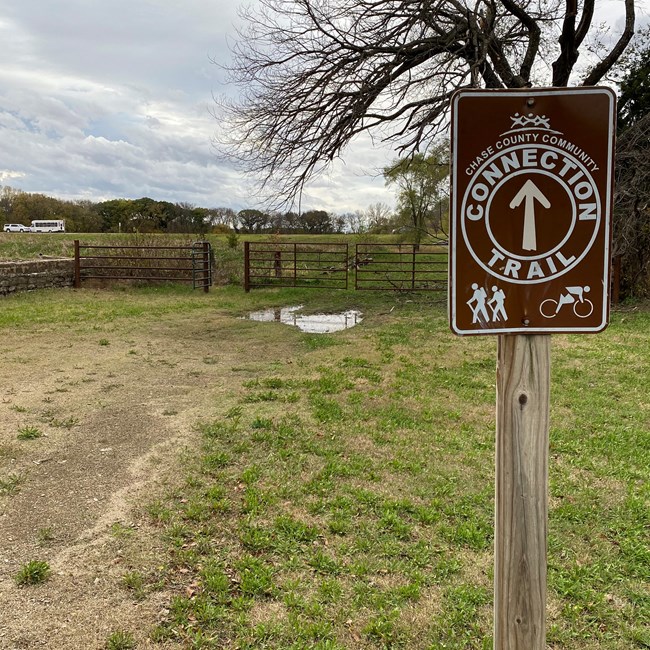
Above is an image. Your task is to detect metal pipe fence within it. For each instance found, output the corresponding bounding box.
[244,241,349,291]
[354,243,448,292]
[244,240,449,293]
[74,240,212,291]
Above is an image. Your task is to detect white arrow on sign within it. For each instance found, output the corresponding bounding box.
[509,179,551,251]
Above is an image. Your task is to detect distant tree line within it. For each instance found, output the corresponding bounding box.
[0,188,221,235]
[0,186,437,237]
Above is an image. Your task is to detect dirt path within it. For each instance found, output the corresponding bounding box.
[0,312,275,649]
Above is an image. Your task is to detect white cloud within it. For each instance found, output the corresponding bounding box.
[0,0,642,216]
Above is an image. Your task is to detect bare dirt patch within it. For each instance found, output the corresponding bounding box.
[0,311,284,649]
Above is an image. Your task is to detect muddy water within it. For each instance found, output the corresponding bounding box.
[243,305,363,333]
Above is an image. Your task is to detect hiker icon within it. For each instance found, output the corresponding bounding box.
[467,283,489,323]
[488,286,508,322]
[540,286,594,319]
[468,284,508,323]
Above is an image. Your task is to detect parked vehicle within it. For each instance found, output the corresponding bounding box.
[30,219,65,233]
[3,223,31,232]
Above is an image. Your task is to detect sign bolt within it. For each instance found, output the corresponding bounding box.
[527,97,535,107]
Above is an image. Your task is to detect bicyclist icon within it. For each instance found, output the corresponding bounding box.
[539,286,594,318]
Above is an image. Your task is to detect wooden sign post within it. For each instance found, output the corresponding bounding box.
[495,334,549,648]
[449,88,615,649]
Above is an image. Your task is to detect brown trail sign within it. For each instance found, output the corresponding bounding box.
[450,87,616,335]
[448,87,615,650]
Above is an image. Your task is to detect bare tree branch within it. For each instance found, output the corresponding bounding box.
[614,112,650,296]
[582,0,635,85]
[216,0,637,204]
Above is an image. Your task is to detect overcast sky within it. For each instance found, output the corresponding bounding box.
[0,1,645,214]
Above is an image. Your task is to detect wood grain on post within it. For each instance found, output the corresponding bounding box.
[495,334,550,650]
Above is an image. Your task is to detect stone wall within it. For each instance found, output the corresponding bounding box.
[0,258,75,296]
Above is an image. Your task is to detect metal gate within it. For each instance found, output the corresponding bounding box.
[244,241,349,291]
[74,240,212,292]
[354,243,447,292]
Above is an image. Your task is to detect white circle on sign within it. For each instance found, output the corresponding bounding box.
[484,169,577,262]
[460,143,601,285]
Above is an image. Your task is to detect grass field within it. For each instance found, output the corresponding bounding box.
[1,283,647,649]
[0,232,413,262]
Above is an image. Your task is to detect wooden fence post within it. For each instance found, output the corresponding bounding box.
[202,241,210,293]
[494,334,550,650]
[244,241,250,293]
[73,240,81,288]
[274,250,282,278]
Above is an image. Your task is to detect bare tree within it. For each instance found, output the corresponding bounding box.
[341,210,369,234]
[366,202,396,233]
[208,207,237,228]
[218,0,635,202]
[614,111,650,297]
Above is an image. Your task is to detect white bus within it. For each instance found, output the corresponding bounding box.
[30,220,65,233]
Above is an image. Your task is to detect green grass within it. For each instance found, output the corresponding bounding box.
[0,473,24,495]
[105,630,136,650]
[137,291,650,648]
[1,282,647,648]
[17,425,43,440]
[15,560,51,586]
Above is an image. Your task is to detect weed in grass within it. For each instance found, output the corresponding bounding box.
[243,390,282,403]
[200,561,231,603]
[378,510,413,541]
[17,425,43,440]
[105,629,136,650]
[50,416,79,429]
[166,522,192,548]
[308,550,341,576]
[236,555,276,597]
[431,583,490,646]
[317,578,342,604]
[182,496,215,523]
[146,500,173,525]
[37,527,55,545]
[110,522,136,539]
[309,395,344,422]
[202,451,231,475]
[162,408,177,416]
[303,335,340,350]
[363,609,404,646]
[242,486,274,516]
[99,338,110,346]
[240,466,261,486]
[121,570,146,600]
[0,473,24,495]
[10,404,27,413]
[250,416,273,430]
[15,560,51,586]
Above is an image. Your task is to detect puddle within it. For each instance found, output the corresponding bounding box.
[243,305,363,333]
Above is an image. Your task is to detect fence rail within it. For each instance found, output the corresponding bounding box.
[354,243,448,292]
[244,241,349,291]
[243,240,449,293]
[74,240,212,291]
